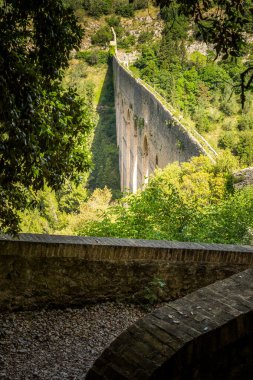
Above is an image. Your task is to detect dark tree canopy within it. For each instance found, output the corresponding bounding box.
[157,0,253,106]
[0,0,92,234]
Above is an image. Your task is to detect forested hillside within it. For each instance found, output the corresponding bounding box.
[66,0,253,167]
[12,0,253,243]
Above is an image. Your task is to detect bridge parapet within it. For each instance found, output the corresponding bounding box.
[0,234,253,311]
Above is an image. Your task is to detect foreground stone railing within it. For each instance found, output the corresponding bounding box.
[86,269,253,379]
[0,234,253,311]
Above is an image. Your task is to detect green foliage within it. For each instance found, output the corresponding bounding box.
[77,156,234,238]
[60,187,112,235]
[235,131,253,166]
[189,51,207,68]
[157,0,252,59]
[134,116,145,129]
[133,0,149,10]
[118,34,136,49]
[83,0,113,17]
[219,92,239,116]
[91,26,113,46]
[0,0,93,234]
[76,50,109,65]
[218,131,239,151]
[115,1,134,17]
[62,0,84,11]
[88,63,120,197]
[75,155,253,245]
[157,0,253,107]
[82,0,148,17]
[105,15,121,27]
[140,277,167,305]
[133,10,253,165]
[237,114,253,131]
[182,187,253,245]
[199,64,230,91]
[137,31,153,45]
[19,186,110,235]
[20,186,68,234]
[57,181,88,214]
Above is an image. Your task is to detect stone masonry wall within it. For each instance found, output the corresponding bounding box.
[86,269,253,380]
[113,57,215,192]
[0,234,253,311]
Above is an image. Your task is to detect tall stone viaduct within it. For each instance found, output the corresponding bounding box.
[113,55,217,192]
[1,234,253,379]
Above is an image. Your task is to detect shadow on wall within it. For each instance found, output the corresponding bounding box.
[88,59,120,198]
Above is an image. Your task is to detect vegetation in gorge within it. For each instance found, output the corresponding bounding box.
[0,0,93,234]
[18,51,120,235]
[132,1,253,166]
[76,154,253,245]
[82,0,148,18]
[3,0,253,245]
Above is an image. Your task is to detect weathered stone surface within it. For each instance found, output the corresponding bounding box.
[86,269,253,380]
[234,167,253,188]
[0,234,253,311]
[113,56,216,192]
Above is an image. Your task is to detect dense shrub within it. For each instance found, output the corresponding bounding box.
[118,34,136,49]
[194,112,212,133]
[199,64,230,91]
[138,31,153,44]
[91,26,113,46]
[218,131,238,150]
[133,0,149,10]
[62,0,84,11]
[235,131,253,165]
[76,50,109,65]
[219,93,239,116]
[76,156,253,245]
[83,0,113,17]
[115,2,134,17]
[237,114,253,131]
[105,15,121,27]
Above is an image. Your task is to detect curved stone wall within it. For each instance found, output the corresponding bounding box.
[0,234,253,311]
[86,269,253,380]
[113,57,217,192]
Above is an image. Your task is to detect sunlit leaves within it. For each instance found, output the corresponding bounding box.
[0,0,92,234]
[76,155,252,244]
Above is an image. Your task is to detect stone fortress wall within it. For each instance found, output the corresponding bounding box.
[113,56,217,192]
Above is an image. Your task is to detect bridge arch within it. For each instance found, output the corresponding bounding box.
[132,120,138,192]
[113,56,217,192]
[86,269,253,380]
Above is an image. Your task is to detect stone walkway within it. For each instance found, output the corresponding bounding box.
[0,303,148,380]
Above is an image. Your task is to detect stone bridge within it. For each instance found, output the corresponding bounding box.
[113,55,217,192]
[1,234,253,379]
[87,269,253,380]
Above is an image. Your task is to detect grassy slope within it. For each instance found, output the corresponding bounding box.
[88,61,120,197]
[64,5,162,196]
[64,48,120,196]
